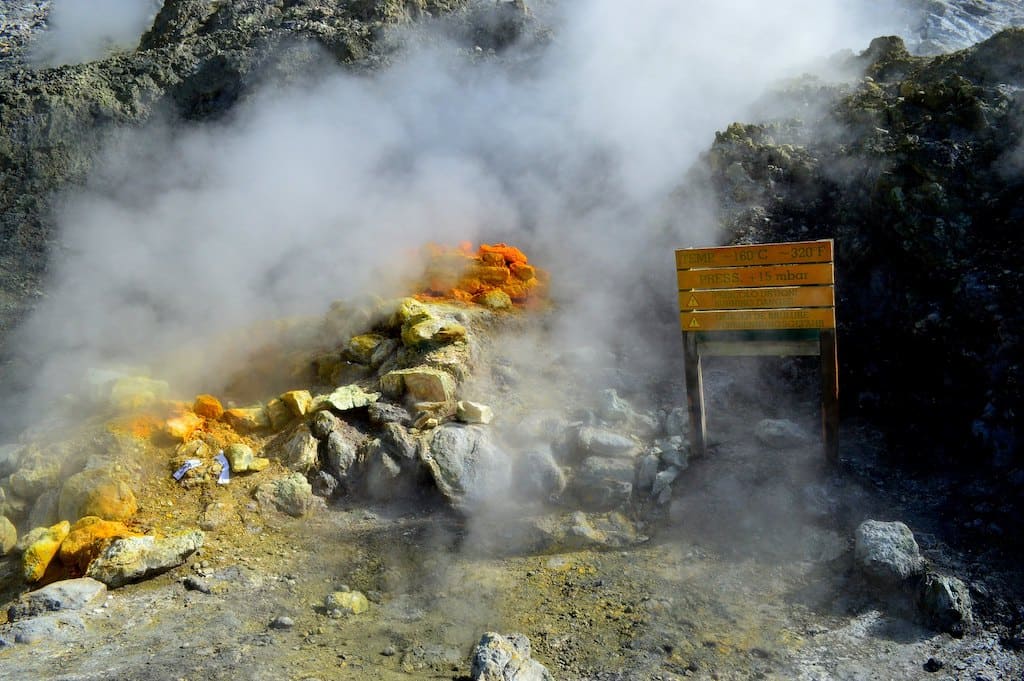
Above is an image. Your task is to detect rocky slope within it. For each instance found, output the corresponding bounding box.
[701,31,1024,486]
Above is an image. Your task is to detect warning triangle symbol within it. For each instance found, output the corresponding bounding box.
[687,295,699,307]
[688,317,700,328]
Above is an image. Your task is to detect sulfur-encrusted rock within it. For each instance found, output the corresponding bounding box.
[108,376,170,411]
[474,289,513,310]
[325,590,369,617]
[224,443,269,473]
[470,632,554,681]
[86,530,205,588]
[223,406,270,432]
[316,385,380,412]
[164,411,203,441]
[23,521,71,583]
[381,367,456,403]
[1,515,17,555]
[347,333,386,364]
[457,400,494,424]
[265,398,294,430]
[59,516,142,573]
[58,469,138,522]
[192,394,224,419]
[281,390,314,417]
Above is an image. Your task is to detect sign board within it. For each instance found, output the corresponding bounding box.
[676,239,839,461]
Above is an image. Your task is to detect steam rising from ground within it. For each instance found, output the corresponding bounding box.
[12,0,905,425]
[30,0,162,66]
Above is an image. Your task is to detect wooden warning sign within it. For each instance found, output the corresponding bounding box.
[676,239,839,461]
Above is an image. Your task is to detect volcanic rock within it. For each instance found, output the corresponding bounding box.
[755,419,811,449]
[572,457,634,510]
[254,473,322,518]
[275,425,319,473]
[381,367,456,403]
[347,333,386,364]
[854,520,926,586]
[280,390,313,417]
[265,398,294,430]
[636,454,659,492]
[325,590,369,617]
[7,578,107,622]
[108,376,170,411]
[22,521,71,583]
[470,632,553,681]
[58,468,138,523]
[919,573,973,635]
[457,400,494,425]
[222,406,270,432]
[164,411,203,441]
[368,400,412,427]
[420,424,510,510]
[1,515,17,555]
[86,530,205,588]
[224,443,269,473]
[192,394,224,419]
[325,431,359,482]
[316,384,379,412]
[516,449,566,499]
[575,426,637,458]
[26,489,59,529]
[8,452,60,500]
[58,516,142,573]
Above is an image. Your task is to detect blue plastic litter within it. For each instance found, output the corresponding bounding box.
[173,458,202,481]
[215,451,230,485]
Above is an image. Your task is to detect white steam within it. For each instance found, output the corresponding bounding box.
[15,0,906,418]
[30,0,162,66]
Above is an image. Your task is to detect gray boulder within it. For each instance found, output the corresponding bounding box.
[516,449,566,499]
[576,426,637,458]
[254,473,322,517]
[470,632,554,681]
[854,520,925,585]
[919,573,973,635]
[572,457,634,509]
[325,431,359,482]
[309,410,342,440]
[7,578,107,621]
[86,531,204,588]
[755,419,811,449]
[6,612,86,645]
[276,425,319,472]
[421,424,510,510]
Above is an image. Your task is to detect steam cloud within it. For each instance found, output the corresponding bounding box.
[9,0,906,430]
[30,0,162,66]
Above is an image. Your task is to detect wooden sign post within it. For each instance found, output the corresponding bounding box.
[676,239,839,461]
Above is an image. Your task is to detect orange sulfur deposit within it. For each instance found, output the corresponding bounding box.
[415,242,548,307]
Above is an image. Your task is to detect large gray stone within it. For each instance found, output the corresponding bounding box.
[7,612,86,645]
[576,426,637,458]
[572,457,634,509]
[516,449,566,499]
[254,473,322,518]
[854,520,925,585]
[421,424,510,510]
[7,577,107,621]
[325,431,359,482]
[755,419,811,449]
[276,426,319,472]
[1,515,16,555]
[86,531,204,588]
[919,573,973,635]
[470,632,554,681]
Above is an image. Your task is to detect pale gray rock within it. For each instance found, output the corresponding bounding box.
[573,457,634,509]
[755,419,811,449]
[576,426,637,458]
[457,400,494,425]
[597,389,633,423]
[636,454,659,492]
[1,515,16,555]
[421,424,510,510]
[7,577,107,621]
[254,473,321,518]
[470,632,554,681]
[8,612,86,645]
[854,520,925,585]
[325,431,359,481]
[517,449,566,499]
[86,531,204,588]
